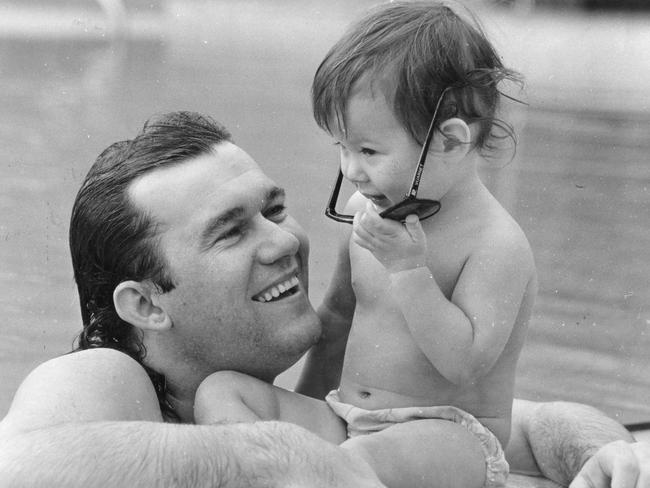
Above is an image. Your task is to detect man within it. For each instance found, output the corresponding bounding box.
[0,112,645,487]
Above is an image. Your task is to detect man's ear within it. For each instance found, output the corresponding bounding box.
[437,117,472,160]
[113,280,172,331]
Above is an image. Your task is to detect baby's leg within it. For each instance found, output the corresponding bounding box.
[343,419,488,488]
[194,370,346,445]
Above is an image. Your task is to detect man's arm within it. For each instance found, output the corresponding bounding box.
[0,349,384,488]
[570,440,650,488]
[0,420,384,488]
[508,399,634,486]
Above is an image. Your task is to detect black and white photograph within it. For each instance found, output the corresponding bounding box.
[1,1,649,486]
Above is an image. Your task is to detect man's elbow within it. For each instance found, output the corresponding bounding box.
[533,401,633,442]
[528,401,634,485]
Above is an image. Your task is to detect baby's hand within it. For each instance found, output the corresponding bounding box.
[352,200,427,273]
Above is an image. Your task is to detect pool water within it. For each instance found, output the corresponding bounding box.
[1,1,648,423]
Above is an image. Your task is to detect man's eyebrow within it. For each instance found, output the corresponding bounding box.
[200,206,245,249]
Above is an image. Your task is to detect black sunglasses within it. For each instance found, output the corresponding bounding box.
[325,86,451,224]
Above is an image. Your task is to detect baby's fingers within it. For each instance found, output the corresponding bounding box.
[361,201,403,236]
[352,211,378,251]
[404,214,426,243]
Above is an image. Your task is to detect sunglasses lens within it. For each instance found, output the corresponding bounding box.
[380,198,441,222]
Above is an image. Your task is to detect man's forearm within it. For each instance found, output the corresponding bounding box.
[1,421,276,488]
[521,400,634,486]
[0,420,382,488]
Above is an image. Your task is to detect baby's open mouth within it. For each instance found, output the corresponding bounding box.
[361,192,389,207]
[252,276,300,303]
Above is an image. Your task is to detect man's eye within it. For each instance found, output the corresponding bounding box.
[265,204,287,221]
[360,147,376,156]
[218,227,242,242]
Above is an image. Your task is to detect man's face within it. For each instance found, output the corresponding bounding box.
[129,142,321,382]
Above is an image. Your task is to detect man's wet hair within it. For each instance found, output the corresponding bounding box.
[69,111,232,419]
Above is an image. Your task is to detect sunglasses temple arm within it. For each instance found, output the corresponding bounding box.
[327,170,345,214]
[325,170,355,224]
[407,86,451,198]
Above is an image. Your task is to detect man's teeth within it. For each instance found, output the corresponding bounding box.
[255,276,300,303]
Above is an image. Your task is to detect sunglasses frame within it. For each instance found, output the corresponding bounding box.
[325,87,452,224]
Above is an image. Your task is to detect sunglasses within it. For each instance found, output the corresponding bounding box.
[325,86,451,224]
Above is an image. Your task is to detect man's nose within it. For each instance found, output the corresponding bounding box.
[340,151,368,184]
[257,219,300,265]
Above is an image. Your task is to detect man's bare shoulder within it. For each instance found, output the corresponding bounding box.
[0,348,162,437]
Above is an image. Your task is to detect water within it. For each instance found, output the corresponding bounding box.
[1,1,649,423]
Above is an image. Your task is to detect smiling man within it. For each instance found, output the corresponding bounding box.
[0,111,383,487]
[113,138,321,422]
[0,112,644,488]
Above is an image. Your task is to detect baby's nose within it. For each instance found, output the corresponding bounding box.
[341,152,368,184]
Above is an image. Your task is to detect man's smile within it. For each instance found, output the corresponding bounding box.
[252,275,301,303]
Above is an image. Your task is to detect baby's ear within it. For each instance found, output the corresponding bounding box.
[438,118,472,159]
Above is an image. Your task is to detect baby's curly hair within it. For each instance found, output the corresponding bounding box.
[312,1,523,157]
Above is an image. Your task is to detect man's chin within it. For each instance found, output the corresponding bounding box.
[281,313,322,360]
[295,312,323,349]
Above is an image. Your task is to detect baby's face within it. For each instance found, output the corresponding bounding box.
[331,89,446,211]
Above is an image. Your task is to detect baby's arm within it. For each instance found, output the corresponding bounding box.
[390,246,534,385]
[195,371,347,445]
[194,371,279,425]
[353,203,535,386]
[296,202,357,399]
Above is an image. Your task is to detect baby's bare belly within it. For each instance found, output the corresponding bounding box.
[339,313,513,443]
[339,352,503,415]
[339,373,511,444]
